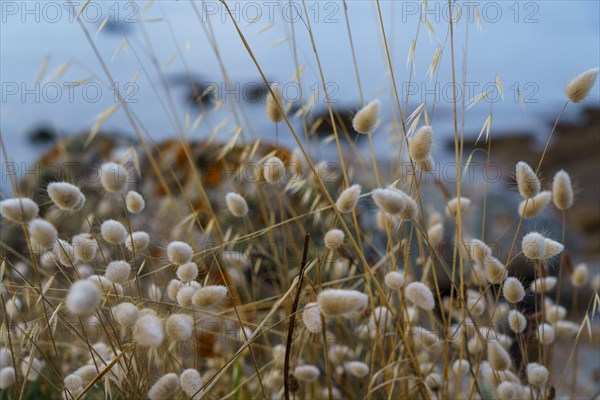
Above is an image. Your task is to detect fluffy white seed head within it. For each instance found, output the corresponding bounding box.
[565,68,599,103]
[302,302,322,333]
[317,289,368,317]
[417,154,435,172]
[47,182,85,211]
[530,276,557,293]
[147,373,179,400]
[468,239,492,266]
[372,188,406,215]
[445,196,471,217]
[527,363,548,386]
[101,219,128,245]
[72,233,98,263]
[508,310,527,333]
[166,314,194,341]
[263,156,285,183]
[88,274,123,295]
[519,191,551,219]
[336,184,361,214]
[21,356,42,381]
[28,218,57,247]
[167,241,193,265]
[537,323,555,345]
[397,192,419,221]
[0,348,11,368]
[180,369,203,399]
[545,305,567,323]
[100,162,128,193]
[409,126,433,161]
[66,280,101,315]
[191,285,227,308]
[64,374,83,391]
[0,367,16,389]
[571,263,589,287]
[452,359,470,376]
[225,192,248,217]
[105,260,131,284]
[352,99,380,134]
[0,198,39,223]
[324,229,345,250]
[503,277,525,303]
[516,162,540,199]
[294,365,320,382]
[266,83,285,123]
[112,302,139,326]
[555,320,580,340]
[543,238,564,259]
[405,282,435,311]
[427,223,444,246]
[54,239,75,266]
[384,271,404,290]
[176,262,199,282]
[167,279,183,301]
[552,170,574,210]
[522,232,547,260]
[134,315,164,347]
[488,342,511,371]
[125,231,150,252]
[497,381,517,400]
[344,361,369,378]
[176,286,197,307]
[126,191,145,213]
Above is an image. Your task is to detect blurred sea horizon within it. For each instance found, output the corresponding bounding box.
[1,0,599,164]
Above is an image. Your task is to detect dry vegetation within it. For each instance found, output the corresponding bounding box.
[1,1,600,399]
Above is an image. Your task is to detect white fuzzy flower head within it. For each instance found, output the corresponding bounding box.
[508,310,527,333]
[571,263,589,287]
[101,219,128,245]
[176,262,199,282]
[126,191,145,213]
[302,302,322,333]
[64,374,83,392]
[0,367,16,389]
[28,218,57,247]
[519,191,552,219]
[468,239,492,266]
[167,241,193,265]
[372,188,406,215]
[543,238,564,259]
[497,381,517,400]
[0,198,39,223]
[324,229,345,250]
[352,99,380,134]
[545,305,567,323]
[105,260,131,284]
[294,365,320,382]
[405,282,435,311]
[537,323,555,345]
[521,232,547,260]
[54,239,75,266]
[147,373,180,400]
[336,184,361,214]
[317,289,368,317]
[125,231,150,252]
[21,356,43,381]
[527,363,549,386]
[134,315,164,347]
[263,156,285,183]
[167,279,183,301]
[452,359,470,376]
[384,271,404,290]
[47,182,85,211]
[565,68,599,103]
[266,83,285,123]
[552,170,574,210]
[344,361,370,378]
[225,192,248,217]
[445,196,471,218]
[503,277,525,303]
[191,285,227,308]
[530,276,557,293]
[112,302,139,326]
[409,125,433,161]
[72,233,99,263]
[397,192,419,221]
[488,342,511,371]
[165,314,194,341]
[100,162,128,193]
[516,161,540,199]
[180,369,203,399]
[66,280,101,315]
[177,286,197,307]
